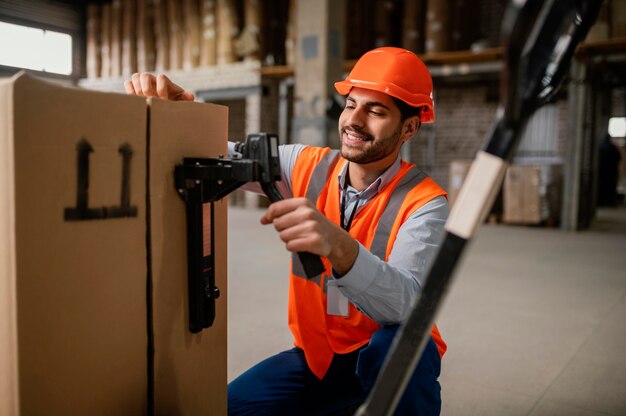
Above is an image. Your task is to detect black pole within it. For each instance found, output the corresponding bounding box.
[355,0,602,414]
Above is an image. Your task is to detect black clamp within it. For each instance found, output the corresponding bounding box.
[175,133,324,333]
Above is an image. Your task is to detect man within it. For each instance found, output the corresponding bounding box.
[125,47,448,415]
[597,133,622,207]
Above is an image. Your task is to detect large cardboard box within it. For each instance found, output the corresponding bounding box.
[0,73,227,415]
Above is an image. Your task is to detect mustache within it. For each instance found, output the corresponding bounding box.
[341,127,374,141]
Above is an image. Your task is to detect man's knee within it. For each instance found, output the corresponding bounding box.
[356,326,442,415]
[227,348,313,415]
[355,325,399,390]
[359,326,441,378]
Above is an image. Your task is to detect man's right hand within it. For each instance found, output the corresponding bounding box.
[124,73,195,101]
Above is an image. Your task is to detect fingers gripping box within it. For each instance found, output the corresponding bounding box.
[0,73,227,415]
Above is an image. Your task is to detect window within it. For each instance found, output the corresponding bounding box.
[608,117,626,138]
[0,21,73,75]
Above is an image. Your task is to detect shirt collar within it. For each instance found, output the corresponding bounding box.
[337,154,403,198]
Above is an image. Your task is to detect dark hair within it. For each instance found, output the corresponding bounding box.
[392,97,423,121]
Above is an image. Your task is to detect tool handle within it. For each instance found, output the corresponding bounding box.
[297,251,326,278]
[261,182,326,279]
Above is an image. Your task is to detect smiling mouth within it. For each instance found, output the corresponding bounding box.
[342,128,373,142]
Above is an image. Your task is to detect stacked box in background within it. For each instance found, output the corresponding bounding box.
[503,166,541,224]
[447,159,473,208]
[503,165,563,225]
[0,73,227,415]
[448,160,562,225]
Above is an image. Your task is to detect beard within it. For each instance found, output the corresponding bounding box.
[339,123,404,165]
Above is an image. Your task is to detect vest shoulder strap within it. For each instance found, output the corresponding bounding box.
[291,147,341,201]
[370,166,428,260]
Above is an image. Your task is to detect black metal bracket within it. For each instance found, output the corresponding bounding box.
[173,134,278,333]
[174,133,323,333]
[174,154,257,333]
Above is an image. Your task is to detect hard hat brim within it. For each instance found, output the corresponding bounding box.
[334,79,435,123]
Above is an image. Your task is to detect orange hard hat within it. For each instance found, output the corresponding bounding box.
[334,47,435,123]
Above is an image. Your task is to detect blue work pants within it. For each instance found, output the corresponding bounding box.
[228,326,442,415]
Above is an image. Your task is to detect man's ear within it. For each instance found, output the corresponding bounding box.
[402,116,421,142]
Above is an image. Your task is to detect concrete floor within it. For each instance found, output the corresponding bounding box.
[227,205,626,416]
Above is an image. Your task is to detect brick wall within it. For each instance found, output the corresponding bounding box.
[410,83,498,191]
[410,82,571,194]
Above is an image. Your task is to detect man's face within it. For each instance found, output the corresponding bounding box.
[338,87,406,167]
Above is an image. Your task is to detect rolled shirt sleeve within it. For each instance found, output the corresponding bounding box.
[327,195,448,325]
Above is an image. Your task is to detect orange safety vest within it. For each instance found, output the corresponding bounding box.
[289,146,448,379]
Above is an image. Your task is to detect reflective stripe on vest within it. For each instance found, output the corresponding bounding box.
[292,149,341,280]
[305,149,341,204]
[370,166,427,261]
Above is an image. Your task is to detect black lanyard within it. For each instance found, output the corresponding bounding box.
[340,187,360,231]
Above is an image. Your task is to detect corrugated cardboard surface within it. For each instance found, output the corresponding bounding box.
[4,73,148,414]
[149,98,228,415]
[504,165,541,224]
[0,76,19,416]
[1,73,229,415]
